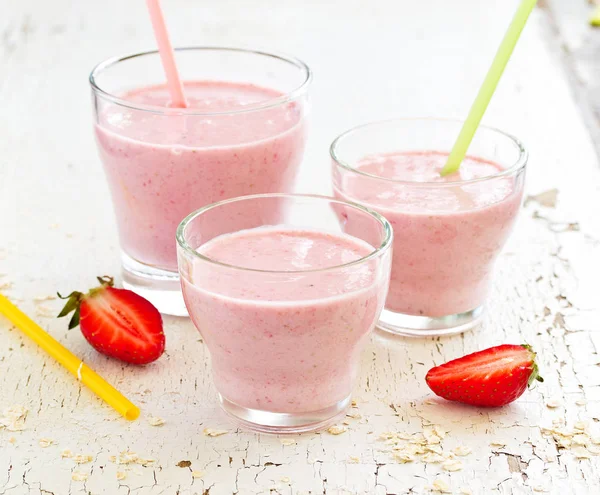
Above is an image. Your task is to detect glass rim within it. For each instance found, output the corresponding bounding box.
[176,193,393,274]
[330,117,528,187]
[89,46,312,116]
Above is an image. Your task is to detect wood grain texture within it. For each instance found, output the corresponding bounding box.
[1,0,599,493]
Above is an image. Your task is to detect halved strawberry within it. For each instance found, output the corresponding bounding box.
[58,276,165,365]
[425,344,543,407]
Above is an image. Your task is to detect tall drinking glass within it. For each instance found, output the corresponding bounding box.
[90,47,311,315]
[331,119,527,337]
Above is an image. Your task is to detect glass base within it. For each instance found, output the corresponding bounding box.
[377,305,484,337]
[219,394,351,434]
[121,252,188,317]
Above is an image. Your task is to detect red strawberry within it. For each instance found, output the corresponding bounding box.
[425,344,543,407]
[58,276,165,365]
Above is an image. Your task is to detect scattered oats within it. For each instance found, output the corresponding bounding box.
[33,294,56,302]
[546,398,562,409]
[453,446,472,457]
[544,455,555,463]
[433,425,447,439]
[116,471,126,481]
[346,412,362,419]
[555,436,572,449]
[39,438,54,448]
[351,399,358,407]
[0,281,13,290]
[422,452,445,464]
[574,421,588,431]
[591,435,600,445]
[73,454,93,464]
[552,417,565,427]
[71,472,88,482]
[348,456,360,464]
[425,444,443,455]
[0,405,28,431]
[139,458,155,467]
[203,428,228,437]
[191,470,204,478]
[425,399,437,405]
[442,459,463,472]
[394,452,414,463]
[490,441,506,448]
[61,449,73,458]
[423,427,442,444]
[280,438,296,446]
[112,451,139,465]
[431,478,451,493]
[327,424,347,435]
[572,446,592,459]
[281,477,290,483]
[576,399,588,406]
[8,437,16,444]
[342,420,351,426]
[532,486,548,493]
[148,416,165,427]
[460,488,473,495]
[572,434,589,446]
[35,304,55,317]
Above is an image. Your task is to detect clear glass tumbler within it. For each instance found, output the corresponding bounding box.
[90,47,311,316]
[177,194,392,433]
[331,119,527,337]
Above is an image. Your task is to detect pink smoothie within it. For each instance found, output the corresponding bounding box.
[95,81,306,271]
[180,227,388,414]
[334,151,523,317]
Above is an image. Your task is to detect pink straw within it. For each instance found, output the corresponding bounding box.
[145,0,188,108]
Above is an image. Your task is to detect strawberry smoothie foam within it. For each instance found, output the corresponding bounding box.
[334,151,523,317]
[180,227,389,414]
[95,81,306,271]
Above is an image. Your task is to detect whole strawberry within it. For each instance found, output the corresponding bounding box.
[425,344,543,407]
[58,276,165,365]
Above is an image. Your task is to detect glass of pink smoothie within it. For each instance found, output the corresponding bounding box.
[90,47,311,316]
[177,194,392,433]
[331,119,527,337]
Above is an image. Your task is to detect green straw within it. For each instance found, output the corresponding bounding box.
[591,6,600,27]
[440,0,538,176]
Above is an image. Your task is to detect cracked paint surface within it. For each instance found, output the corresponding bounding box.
[1,0,600,493]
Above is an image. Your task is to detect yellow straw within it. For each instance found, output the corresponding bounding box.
[441,0,538,176]
[0,294,140,421]
[591,6,600,27]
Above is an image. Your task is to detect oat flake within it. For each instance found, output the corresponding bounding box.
[61,449,73,458]
[546,398,562,408]
[203,428,228,437]
[431,479,451,493]
[148,416,165,427]
[281,477,290,483]
[39,438,54,448]
[191,470,204,478]
[116,471,127,480]
[442,459,463,472]
[453,445,472,456]
[573,421,588,431]
[575,399,588,406]
[327,424,347,435]
[280,438,296,446]
[73,454,93,464]
[71,472,88,482]
[572,446,592,459]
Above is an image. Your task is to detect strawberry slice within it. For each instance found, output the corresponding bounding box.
[58,276,165,365]
[425,344,543,407]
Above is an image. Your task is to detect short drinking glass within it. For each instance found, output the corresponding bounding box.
[177,194,392,433]
[331,118,527,337]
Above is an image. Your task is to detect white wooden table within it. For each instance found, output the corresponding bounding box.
[1,0,600,493]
